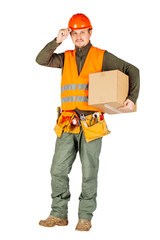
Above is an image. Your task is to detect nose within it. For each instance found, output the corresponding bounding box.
[77,33,82,39]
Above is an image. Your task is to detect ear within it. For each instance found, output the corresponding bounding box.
[89,29,92,37]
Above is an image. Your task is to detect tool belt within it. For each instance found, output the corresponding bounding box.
[54,108,110,142]
[80,112,110,142]
[54,110,81,137]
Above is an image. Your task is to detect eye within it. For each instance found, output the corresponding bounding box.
[72,32,77,36]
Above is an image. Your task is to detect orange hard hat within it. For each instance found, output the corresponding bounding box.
[68,13,92,30]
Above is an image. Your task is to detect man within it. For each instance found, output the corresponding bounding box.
[36,13,140,231]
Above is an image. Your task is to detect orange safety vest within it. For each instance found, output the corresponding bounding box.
[61,46,105,111]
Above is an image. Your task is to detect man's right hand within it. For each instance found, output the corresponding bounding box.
[56,28,72,43]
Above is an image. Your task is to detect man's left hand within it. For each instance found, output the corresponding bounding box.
[118,99,135,111]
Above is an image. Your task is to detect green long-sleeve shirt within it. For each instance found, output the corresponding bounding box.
[36,38,140,108]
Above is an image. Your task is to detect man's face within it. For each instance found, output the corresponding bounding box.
[70,28,92,48]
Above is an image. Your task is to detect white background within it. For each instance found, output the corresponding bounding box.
[0,0,160,239]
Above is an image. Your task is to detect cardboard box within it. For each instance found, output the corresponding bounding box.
[88,70,136,114]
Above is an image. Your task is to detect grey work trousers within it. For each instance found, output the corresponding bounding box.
[50,129,102,221]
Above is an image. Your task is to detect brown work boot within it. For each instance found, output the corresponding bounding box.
[75,219,92,231]
[39,215,68,227]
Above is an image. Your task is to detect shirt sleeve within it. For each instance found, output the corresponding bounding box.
[102,51,140,104]
[35,38,64,68]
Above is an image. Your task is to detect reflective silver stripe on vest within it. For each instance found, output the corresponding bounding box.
[61,96,88,103]
[61,96,76,103]
[61,84,88,93]
[61,84,77,93]
[78,84,88,90]
[77,96,88,102]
